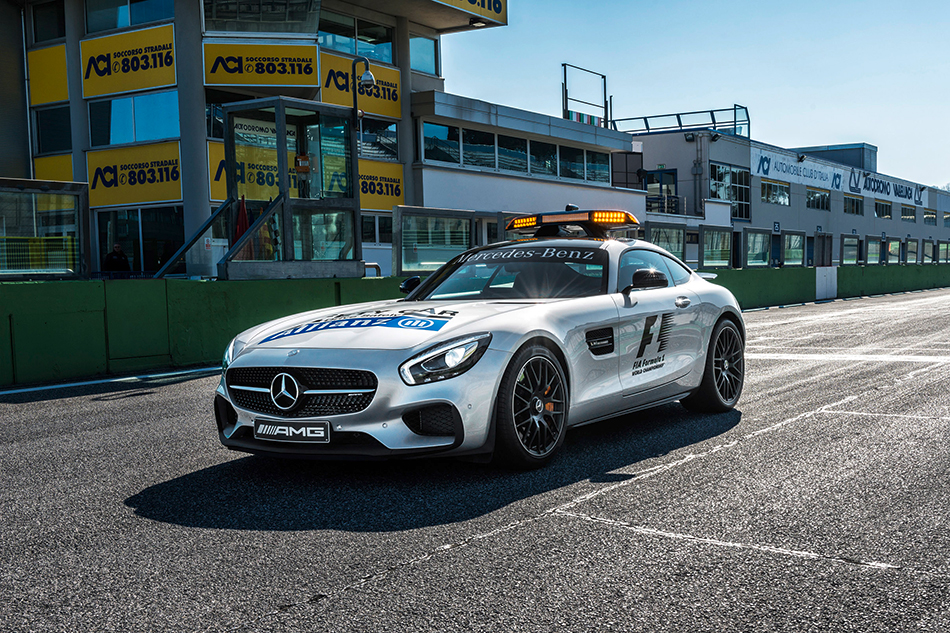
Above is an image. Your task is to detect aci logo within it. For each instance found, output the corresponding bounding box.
[757,155,771,176]
[210,56,243,74]
[832,172,843,190]
[84,54,112,79]
[91,165,118,189]
[325,69,349,92]
[848,169,862,194]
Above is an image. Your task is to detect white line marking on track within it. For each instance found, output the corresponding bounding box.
[747,352,950,363]
[555,510,900,571]
[820,410,950,422]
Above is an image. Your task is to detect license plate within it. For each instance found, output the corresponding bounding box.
[254,420,330,443]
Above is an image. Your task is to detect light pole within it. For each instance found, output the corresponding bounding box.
[351,56,375,264]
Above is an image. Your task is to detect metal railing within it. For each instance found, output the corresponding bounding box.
[612,104,750,137]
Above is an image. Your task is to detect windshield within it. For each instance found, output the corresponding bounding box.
[418,245,608,300]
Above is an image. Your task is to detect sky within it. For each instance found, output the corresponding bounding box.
[441,0,950,188]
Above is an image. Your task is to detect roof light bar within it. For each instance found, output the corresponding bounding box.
[506,209,639,232]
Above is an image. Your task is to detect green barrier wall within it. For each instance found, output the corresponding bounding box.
[2,267,949,388]
[837,265,950,298]
[0,277,407,388]
[697,267,817,309]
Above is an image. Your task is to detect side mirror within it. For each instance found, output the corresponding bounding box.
[623,268,668,294]
[399,276,421,294]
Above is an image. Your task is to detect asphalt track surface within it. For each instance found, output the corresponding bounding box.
[3,289,950,632]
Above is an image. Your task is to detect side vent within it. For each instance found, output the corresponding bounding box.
[585,327,614,356]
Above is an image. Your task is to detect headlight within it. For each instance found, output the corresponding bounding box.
[399,333,492,385]
[222,338,242,373]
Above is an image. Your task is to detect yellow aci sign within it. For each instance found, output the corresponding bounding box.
[87,141,182,207]
[434,0,507,25]
[80,24,176,99]
[358,160,404,211]
[320,52,400,119]
[208,141,300,202]
[204,43,319,87]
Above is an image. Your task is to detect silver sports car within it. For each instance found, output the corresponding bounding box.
[214,209,745,468]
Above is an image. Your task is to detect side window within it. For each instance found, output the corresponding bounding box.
[617,249,673,291]
[662,256,693,285]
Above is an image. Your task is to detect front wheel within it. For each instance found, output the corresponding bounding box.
[494,345,568,469]
[681,318,744,413]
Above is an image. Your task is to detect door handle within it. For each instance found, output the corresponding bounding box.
[675,296,691,308]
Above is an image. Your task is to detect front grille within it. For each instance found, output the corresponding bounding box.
[403,404,460,437]
[227,367,377,418]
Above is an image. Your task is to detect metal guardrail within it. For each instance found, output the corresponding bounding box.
[612,104,750,137]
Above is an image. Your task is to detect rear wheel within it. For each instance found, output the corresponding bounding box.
[494,345,568,469]
[681,318,744,413]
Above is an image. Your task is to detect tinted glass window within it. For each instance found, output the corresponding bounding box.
[530,140,556,176]
[357,20,393,63]
[205,0,316,34]
[498,135,527,172]
[463,129,494,168]
[317,10,355,52]
[33,0,65,42]
[423,123,459,163]
[410,36,437,75]
[420,247,607,300]
[35,106,72,154]
[618,249,673,291]
[663,255,692,285]
[559,146,583,179]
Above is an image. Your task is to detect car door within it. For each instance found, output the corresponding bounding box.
[612,249,703,401]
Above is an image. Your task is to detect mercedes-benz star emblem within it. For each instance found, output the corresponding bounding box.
[270,373,300,411]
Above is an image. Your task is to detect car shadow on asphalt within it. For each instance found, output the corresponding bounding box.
[125,404,740,532]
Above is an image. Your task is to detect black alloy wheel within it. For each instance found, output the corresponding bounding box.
[495,345,568,468]
[681,318,744,413]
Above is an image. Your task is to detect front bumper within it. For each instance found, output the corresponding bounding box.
[215,346,510,459]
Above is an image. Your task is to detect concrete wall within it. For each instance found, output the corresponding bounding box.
[0,3,30,179]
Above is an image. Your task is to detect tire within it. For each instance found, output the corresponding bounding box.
[493,345,569,469]
[681,318,744,413]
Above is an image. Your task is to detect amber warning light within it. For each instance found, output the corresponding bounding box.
[506,209,639,232]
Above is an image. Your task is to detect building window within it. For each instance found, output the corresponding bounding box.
[559,146,584,180]
[361,213,392,245]
[710,162,750,220]
[33,0,65,42]
[866,238,881,265]
[940,242,950,263]
[88,0,174,33]
[410,36,438,75]
[529,140,557,176]
[204,0,317,34]
[841,236,860,265]
[90,90,179,146]
[761,179,790,206]
[586,151,609,183]
[901,205,916,223]
[317,10,393,63]
[745,230,770,267]
[806,187,830,211]
[783,233,804,266]
[422,122,459,163]
[96,206,184,273]
[358,118,397,160]
[923,240,935,264]
[924,209,937,226]
[874,200,891,219]
[906,239,918,264]
[650,226,685,261]
[945,213,950,229]
[701,227,731,268]
[844,195,864,215]
[497,135,527,173]
[34,106,72,154]
[886,238,901,264]
[462,128,495,168]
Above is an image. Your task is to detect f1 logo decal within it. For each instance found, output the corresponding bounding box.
[637,313,674,358]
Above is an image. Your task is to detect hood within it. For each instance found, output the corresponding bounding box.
[240,299,549,352]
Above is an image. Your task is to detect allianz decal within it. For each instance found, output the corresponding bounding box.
[261,314,450,343]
